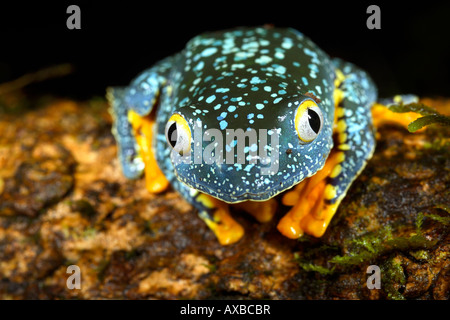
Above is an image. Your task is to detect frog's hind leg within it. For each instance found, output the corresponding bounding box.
[278,59,377,238]
[372,94,422,130]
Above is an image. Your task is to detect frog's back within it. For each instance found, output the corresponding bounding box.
[170,27,336,121]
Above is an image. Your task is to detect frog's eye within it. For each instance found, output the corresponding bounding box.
[165,113,191,155]
[294,100,324,144]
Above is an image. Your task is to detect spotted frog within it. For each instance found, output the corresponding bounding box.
[108,26,418,245]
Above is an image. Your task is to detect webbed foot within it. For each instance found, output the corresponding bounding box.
[234,198,278,223]
[277,151,343,238]
[196,193,244,245]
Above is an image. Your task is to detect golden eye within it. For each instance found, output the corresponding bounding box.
[165,113,191,155]
[294,99,324,144]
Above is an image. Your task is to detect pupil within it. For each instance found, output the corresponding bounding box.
[168,122,178,148]
[307,109,321,134]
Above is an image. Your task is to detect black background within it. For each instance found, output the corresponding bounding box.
[0,1,449,100]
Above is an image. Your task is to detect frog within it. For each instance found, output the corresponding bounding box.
[107,26,419,245]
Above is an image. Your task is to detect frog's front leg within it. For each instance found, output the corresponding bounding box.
[108,57,173,191]
[278,59,377,238]
[177,184,244,245]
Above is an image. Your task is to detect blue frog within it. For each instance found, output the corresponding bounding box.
[108,26,415,245]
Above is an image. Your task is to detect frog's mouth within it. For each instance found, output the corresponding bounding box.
[174,167,315,204]
[177,177,283,203]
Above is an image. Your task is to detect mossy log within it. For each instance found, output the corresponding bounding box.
[0,96,448,299]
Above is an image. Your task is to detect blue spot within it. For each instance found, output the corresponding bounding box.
[216,88,230,93]
[220,120,228,130]
[308,63,319,73]
[281,38,293,50]
[273,97,283,104]
[194,61,204,71]
[275,51,285,59]
[201,47,218,57]
[255,55,272,65]
[273,65,286,74]
[302,77,309,86]
[250,76,262,84]
[217,112,227,120]
[206,95,216,103]
[256,103,264,110]
[227,105,236,112]
[247,113,254,119]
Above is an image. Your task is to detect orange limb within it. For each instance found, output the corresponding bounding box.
[128,110,169,193]
[233,198,278,223]
[277,151,343,238]
[371,103,423,130]
[196,193,244,245]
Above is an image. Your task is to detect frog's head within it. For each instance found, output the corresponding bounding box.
[164,89,334,203]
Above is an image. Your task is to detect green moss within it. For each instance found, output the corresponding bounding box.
[409,250,429,261]
[419,205,450,226]
[388,102,450,132]
[425,214,450,226]
[295,211,438,292]
[381,257,406,300]
[330,233,437,267]
[388,102,440,116]
[415,212,424,234]
[298,262,335,275]
[384,234,437,250]
[328,211,438,267]
[329,250,376,266]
